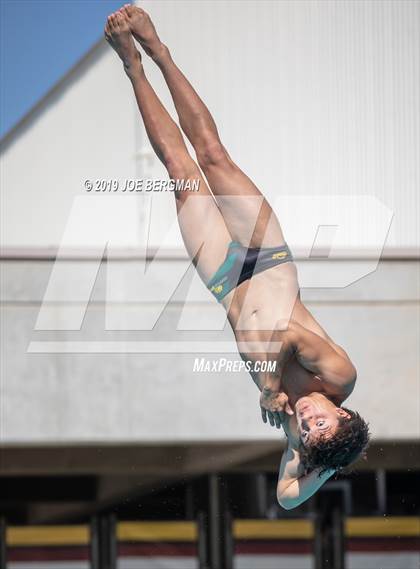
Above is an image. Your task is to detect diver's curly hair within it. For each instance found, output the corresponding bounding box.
[299,407,370,477]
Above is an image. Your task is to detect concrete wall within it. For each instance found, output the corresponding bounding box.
[1,257,418,444]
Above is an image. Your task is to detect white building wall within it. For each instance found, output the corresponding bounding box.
[1,258,418,444]
[0,44,139,249]
[1,0,419,251]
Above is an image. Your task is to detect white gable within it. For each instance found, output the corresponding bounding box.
[1,0,419,252]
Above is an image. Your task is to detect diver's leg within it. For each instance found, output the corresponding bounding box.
[105,11,231,282]
[121,4,285,249]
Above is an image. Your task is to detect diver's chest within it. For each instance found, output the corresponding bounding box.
[282,358,325,400]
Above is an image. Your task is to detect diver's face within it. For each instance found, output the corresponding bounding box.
[296,394,350,446]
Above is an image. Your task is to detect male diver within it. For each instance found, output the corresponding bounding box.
[105,5,370,510]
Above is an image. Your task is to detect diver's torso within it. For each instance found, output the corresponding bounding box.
[224,262,300,331]
[228,262,347,406]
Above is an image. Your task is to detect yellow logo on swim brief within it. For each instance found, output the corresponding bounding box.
[211,285,223,294]
[272,251,287,260]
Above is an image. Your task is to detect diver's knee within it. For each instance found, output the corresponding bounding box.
[196,136,231,170]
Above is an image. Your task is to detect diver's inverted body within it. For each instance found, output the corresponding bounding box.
[105,4,369,509]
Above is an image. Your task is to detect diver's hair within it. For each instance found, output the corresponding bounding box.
[299,407,370,477]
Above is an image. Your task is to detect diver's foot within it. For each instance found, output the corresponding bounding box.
[120,4,166,61]
[104,11,142,78]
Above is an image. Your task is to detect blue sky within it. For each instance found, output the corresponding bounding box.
[0,0,123,138]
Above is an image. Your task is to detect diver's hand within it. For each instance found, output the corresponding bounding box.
[260,386,294,429]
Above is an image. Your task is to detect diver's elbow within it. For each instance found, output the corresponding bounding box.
[277,493,298,511]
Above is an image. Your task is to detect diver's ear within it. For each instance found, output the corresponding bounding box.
[336,408,351,420]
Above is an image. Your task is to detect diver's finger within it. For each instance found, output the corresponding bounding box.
[285,401,294,415]
[261,407,267,423]
[268,412,275,427]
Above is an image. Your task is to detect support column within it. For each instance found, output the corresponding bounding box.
[0,517,6,569]
[314,485,346,569]
[197,474,233,569]
[90,513,117,569]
